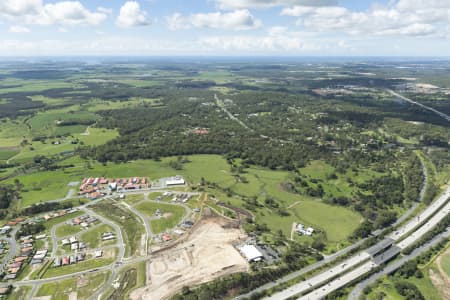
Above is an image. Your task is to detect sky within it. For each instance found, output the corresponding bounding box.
[0,0,449,56]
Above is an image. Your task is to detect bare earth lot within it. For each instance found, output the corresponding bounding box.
[430,247,450,299]
[131,217,249,300]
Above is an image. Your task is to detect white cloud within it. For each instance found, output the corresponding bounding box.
[166,13,187,30]
[281,1,450,37]
[37,2,107,26]
[0,1,108,26]
[216,0,337,10]
[168,9,262,31]
[98,6,113,15]
[0,0,42,17]
[8,25,31,33]
[116,1,150,28]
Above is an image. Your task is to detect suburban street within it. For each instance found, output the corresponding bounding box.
[0,227,18,271]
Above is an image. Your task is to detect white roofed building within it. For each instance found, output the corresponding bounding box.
[238,245,264,262]
[166,176,185,186]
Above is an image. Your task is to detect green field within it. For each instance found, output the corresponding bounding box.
[123,194,145,206]
[42,255,115,278]
[441,252,450,277]
[80,224,115,248]
[8,285,32,300]
[135,201,186,234]
[43,212,84,234]
[55,224,84,238]
[9,127,118,164]
[91,201,143,257]
[0,148,19,161]
[6,154,363,244]
[36,271,109,300]
[78,272,110,299]
[36,278,76,300]
[102,262,146,300]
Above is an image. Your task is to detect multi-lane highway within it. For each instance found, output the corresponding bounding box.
[267,185,450,299]
[349,228,450,300]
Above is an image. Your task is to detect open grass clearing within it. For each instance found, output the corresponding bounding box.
[441,252,450,277]
[0,148,19,161]
[8,285,32,300]
[103,262,146,300]
[80,223,115,249]
[9,127,118,164]
[91,200,143,257]
[124,194,145,206]
[42,255,115,278]
[55,223,84,238]
[78,271,110,299]
[36,270,109,300]
[135,201,186,234]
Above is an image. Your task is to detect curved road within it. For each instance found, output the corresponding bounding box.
[0,227,19,271]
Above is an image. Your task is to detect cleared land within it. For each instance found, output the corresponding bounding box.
[135,201,186,234]
[131,216,248,300]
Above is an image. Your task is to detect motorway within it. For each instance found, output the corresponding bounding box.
[267,185,450,299]
[349,228,450,299]
[266,253,371,300]
[389,187,450,242]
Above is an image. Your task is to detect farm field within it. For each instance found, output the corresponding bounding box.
[9,127,118,163]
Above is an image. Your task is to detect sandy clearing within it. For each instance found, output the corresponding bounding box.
[430,248,450,299]
[130,217,249,300]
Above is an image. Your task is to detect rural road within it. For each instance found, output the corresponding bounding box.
[388,89,450,123]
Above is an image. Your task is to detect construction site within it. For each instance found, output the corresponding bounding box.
[130,214,249,300]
